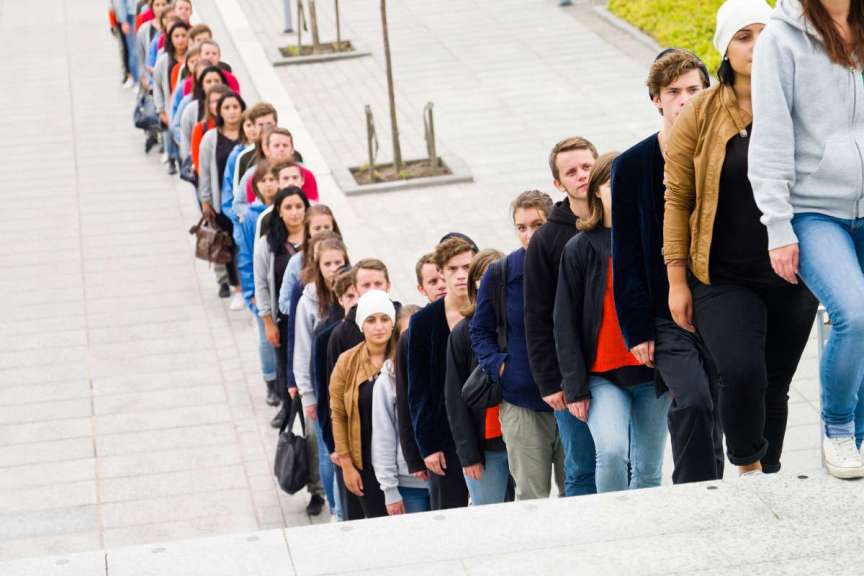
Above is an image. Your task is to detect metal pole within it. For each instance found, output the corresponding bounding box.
[282,0,294,32]
[424,102,438,170]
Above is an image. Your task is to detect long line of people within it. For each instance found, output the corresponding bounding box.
[111,0,864,521]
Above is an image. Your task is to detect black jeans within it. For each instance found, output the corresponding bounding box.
[428,447,469,510]
[692,281,818,471]
[213,212,239,287]
[654,318,724,483]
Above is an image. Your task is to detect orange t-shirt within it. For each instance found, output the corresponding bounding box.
[590,257,641,373]
[484,406,502,440]
[190,119,216,174]
[170,63,182,94]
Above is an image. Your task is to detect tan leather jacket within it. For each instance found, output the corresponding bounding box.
[330,342,382,470]
[662,84,752,284]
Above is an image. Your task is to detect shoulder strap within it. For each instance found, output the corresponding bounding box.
[493,258,508,351]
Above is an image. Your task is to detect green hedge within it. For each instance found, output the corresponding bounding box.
[608,0,775,72]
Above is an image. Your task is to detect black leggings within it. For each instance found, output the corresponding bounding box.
[692,280,818,471]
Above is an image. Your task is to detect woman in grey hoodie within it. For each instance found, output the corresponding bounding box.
[750,0,864,478]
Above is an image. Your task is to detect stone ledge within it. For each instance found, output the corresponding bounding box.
[268,45,372,67]
[335,154,474,196]
[4,471,860,575]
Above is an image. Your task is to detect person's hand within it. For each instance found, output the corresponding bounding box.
[543,391,566,411]
[567,399,590,423]
[424,452,447,476]
[669,283,695,333]
[304,404,317,421]
[498,362,506,377]
[342,463,364,496]
[630,341,655,367]
[202,202,216,223]
[330,452,339,465]
[121,21,130,34]
[769,243,800,285]
[386,500,405,515]
[287,387,298,399]
[140,75,150,89]
[159,111,168,126]
[411,470,429,482]
[463,463,484,481]
[265,321,280,347]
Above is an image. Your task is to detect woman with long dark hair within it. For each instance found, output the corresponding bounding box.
[198,91,247,303]
[665,0,818,477]
[749,0,864,478]
[154,20,188,174]
[182,65,226,167]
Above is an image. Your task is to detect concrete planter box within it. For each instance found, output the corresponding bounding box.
[335,154,474,196]
[267,42,371,66]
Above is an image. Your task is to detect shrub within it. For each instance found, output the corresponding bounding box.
[609,0,775,73]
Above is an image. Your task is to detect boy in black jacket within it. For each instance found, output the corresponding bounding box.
[524,136,598,496]
[408,237,477,510]
[611,49,724,483]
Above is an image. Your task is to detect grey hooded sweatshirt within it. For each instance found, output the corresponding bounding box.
[749,0,864,250]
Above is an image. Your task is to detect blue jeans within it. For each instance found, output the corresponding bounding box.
[793,213,864,440]
[587,378,671,492]
[125,17,139,82]
[313,420,336,516]
[254,314,278,382]
[553,409,596,496]
[463,449,510,506]
[398,486,430,514]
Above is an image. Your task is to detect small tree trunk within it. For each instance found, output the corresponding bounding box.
[296,0,304,55]
[380,0,402,173]
[309,0,321,51]
[334,0,342,50]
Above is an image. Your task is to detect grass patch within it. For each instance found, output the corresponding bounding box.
[608,0,775,73]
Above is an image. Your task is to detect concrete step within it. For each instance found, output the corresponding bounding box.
[2,469,860,576]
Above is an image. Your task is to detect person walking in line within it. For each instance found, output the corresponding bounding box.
[611,49,721,484]
[556,153,671,493]
[524,137,598,497]
[198,90,247,305]
[445,249,510,506]
[749,0,864,478]
[372,305,430,515]
[330,290,398,518]
[235,161,280,407]
[407,236,478,510]
[471,190,565,500]
[293,235,349,515]
[664,0,818,477]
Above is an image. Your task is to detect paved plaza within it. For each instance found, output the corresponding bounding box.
[0,0,832,570]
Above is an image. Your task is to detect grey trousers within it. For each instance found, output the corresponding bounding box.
[499,401,565,500]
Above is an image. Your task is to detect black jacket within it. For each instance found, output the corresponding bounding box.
[444,319,505,468]
[554,228,654,402]
[326,307,364,381]
[611,134,671,349]
[311,305,343,454]
[407,299,454,458]
[395,334,426,473]
[524,200,578,396]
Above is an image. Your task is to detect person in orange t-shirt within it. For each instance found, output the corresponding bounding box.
[444,248,512,506]
[554,152,671,494]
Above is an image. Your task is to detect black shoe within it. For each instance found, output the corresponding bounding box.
[265,380,281,407]
[167,159,177,175]
[306,494,325,516]
[270,406,287,429]
[218,283,231,298]
[145,132,159,154]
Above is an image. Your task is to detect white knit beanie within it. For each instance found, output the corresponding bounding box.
[713,0,773,56]
[355,290,395,330]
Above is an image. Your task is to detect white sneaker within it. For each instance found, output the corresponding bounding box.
[823,435,864,479]
[161,152,169,164]
[123,78,134,89]
[739,469,763,478]
[229,292,245,311]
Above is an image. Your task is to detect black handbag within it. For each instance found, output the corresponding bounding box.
[461,258,508,408]
[133,91,159,130]
[273,396,309,495]
[179,156,198,186]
